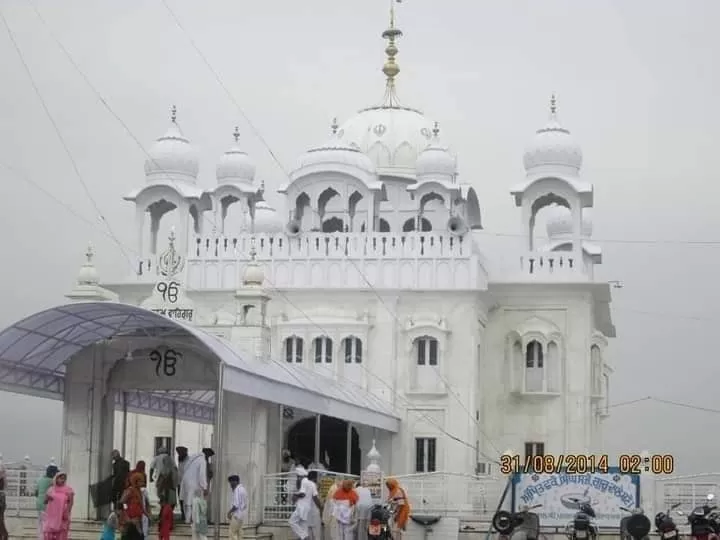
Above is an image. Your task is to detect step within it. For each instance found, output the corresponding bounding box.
[16,520,271,539]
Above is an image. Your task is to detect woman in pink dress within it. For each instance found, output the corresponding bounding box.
[43,471,74,540]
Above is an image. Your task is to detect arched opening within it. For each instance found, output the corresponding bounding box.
[286,417,361,474]
[348,191,363,231]
[322,217,345,233]
[402,217,432,232]
[294,192,311,230]
[146,199,178,255]
[529,195,570,251]
[219,194,249,234]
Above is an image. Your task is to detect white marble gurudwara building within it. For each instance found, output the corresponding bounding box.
[0,3,614,522]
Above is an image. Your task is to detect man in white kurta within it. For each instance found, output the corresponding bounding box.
[180,452,208,524]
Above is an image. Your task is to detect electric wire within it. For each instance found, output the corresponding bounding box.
[0,6,134,270]
[157,0,502,459]
[21,2,720,465]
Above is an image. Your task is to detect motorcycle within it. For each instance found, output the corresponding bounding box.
[686,493,719,540]
[655,502,682,539]
[368,503,394,540]
[491,504,542,540]
[619,506,652,540]
[565,498,597,539]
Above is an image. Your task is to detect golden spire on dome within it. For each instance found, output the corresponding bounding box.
[233,126,240,143]
[550,94,557,116]
[170,105,177,123]
[381,0,403,107]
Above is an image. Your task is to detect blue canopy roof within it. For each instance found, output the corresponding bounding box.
[0,302,400,431]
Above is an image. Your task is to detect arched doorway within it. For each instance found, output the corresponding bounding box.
[287,416,361,475]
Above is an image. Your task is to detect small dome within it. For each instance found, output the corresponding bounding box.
[217,128,255,184]
[242,258,265,287]
[546,206,593,239]
[338,106,437,178]
[253,201,283,233]
[523,97,582,175]
[144,114,199,181]
[416,123,456,181]
[295,124,376,175]
[77,244,99,286]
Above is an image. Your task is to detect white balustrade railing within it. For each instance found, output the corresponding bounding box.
[261,469,360,522]
[3,466,46,517]
[191,232,473,261]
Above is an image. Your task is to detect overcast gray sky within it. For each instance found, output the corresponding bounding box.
[0,0,719,475]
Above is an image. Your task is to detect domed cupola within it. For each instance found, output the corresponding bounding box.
[523,95,583,177]
[416,122,456,182]
[144,106,199,182]
[544,205,601,263]
[252,201,283,234]
[216,126,256,184]
[546,205,593,240]
[292,118,377,176]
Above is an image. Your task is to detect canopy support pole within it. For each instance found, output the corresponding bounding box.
[212,362,225,540]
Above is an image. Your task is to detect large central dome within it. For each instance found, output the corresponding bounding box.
[338,106,436,179]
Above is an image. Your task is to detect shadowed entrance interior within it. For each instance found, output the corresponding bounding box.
[287,416,361,475]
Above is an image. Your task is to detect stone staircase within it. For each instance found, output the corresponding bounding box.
[11,518,272,539]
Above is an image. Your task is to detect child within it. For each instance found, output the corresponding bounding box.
[191,488,209,540]
[159,497,174,540]
[100,511,117,540]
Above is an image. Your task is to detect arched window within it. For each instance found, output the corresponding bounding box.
[313,336,333,363]
[342,337,363,363]
[525,340,543,368]
[525,340,544,392]
[415,336,439,366]
[285,336,304,363]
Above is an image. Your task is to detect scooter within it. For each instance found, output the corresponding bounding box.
[655,502,682,539]
[619,506,652,540]
[492,504,542,540]
[368,503,394,540]
[687,493,719,540]
[565,498,597,539]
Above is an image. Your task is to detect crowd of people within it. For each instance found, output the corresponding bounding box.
[23,448,410,540]
[108,445,235,540]
[286,459,411,540]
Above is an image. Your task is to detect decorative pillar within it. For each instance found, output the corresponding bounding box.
[361,441,383,500]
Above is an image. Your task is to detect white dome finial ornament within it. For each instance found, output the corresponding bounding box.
[216,126,256,184]
[522,94,583,176]
[366,439,382,473]
[242,241,265,287]
[416,121,456,181]
[76,243,99,286]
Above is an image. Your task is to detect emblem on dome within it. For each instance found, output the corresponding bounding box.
[373,124,387,137]
[157,229,185,279]
[420,127,432,139]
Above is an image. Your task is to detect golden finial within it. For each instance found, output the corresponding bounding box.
[233,126,240,143]
[381,0,403,107]
[550,94,557,116]
[170,105,177,123]
[331,117,339,135]
[432,121,440,138]
[85,243,94,263]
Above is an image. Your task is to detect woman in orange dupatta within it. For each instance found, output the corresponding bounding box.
[385,478,410,539]
[331,479,358,540]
